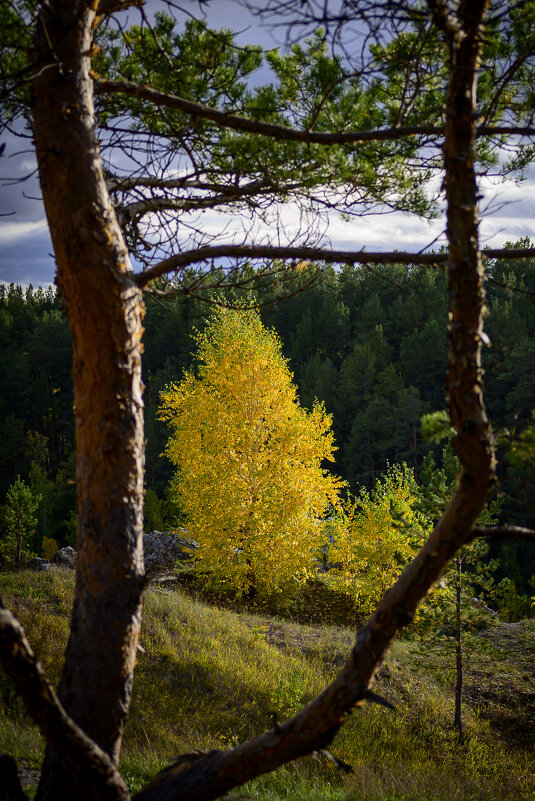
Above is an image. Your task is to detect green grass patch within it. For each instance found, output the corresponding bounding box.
[1,569,533,800]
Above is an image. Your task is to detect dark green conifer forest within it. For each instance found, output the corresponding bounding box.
[2,245,535,606]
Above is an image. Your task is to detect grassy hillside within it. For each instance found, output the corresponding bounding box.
[0,569,533,800]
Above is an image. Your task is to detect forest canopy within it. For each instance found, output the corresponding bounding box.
[2,253,535,600]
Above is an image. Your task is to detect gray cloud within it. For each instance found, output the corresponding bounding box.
[0,223,55,288]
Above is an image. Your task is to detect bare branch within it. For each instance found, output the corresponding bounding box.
[105,173,256,193]
[478,125,535,137]
[0,600,130,801]
[134,245,535,289]
[133,245,441,288]
[469,525,535,545]
[117,180,281,222]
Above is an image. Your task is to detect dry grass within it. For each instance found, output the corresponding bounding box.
[0,569,533,800]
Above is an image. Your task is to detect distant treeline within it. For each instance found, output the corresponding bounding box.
[2,242,535,593]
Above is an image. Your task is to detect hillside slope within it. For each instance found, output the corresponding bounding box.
[0,569,533,800]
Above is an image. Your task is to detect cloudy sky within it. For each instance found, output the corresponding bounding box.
[2,1,535,288]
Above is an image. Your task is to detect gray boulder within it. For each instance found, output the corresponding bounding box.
[46,534,195,577]
[52,546,77,569]
[27,557,50,572]
[143,530,196,575]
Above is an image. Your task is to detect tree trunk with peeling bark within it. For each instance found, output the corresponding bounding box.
[0,1,530,800]
[30,3,145,798]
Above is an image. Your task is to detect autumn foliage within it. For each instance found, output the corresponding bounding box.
[159,308,344,600]
[326,464,431,618]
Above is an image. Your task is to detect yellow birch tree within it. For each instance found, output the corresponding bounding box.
[159,308,344,600]
[327,464,432,619]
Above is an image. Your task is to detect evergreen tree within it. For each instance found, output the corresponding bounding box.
[0,477,41,569]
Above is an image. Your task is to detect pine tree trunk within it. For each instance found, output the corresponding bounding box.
[31,3,145,798]
[454,557,463,735]
[442,0,494,478]
[15,521,22,571]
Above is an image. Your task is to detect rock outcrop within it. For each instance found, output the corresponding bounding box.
[26,557,50,572]
[52,546,77,569]
[28,533,195,577]
[143,530,196,576]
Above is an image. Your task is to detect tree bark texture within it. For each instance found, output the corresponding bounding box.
[0,601,130,801]
[30,3,145,798]
[442,0,495,490]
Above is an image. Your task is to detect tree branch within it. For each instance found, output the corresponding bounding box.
[425,0,463,41]
[95,80,535,145]
[133,245,441,287]
[106,173,265,194]
[133,489,497,801]
[117,181,281,222]
[98,0,145,14]
[95,80,441,144]
[477,125,535,137]
[0,599,130,801]
[133,245,535,289]
[469,525,535,545]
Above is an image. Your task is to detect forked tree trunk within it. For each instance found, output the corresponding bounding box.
[31,3,145,798]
